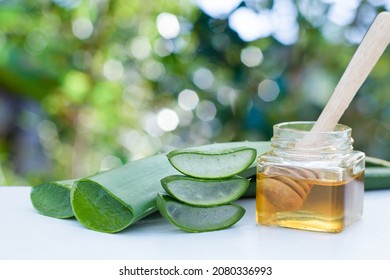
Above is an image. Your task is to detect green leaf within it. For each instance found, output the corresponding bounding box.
[365,168,390,190]
[71,153,179,233]
[156,194,245,233]
[30,179,75,219]
[366,156,390,168]
[161,175,250,207]
[71,179,134,233]
[361,156,390,190]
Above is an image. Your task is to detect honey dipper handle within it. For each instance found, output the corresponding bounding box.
[311,12,390,133]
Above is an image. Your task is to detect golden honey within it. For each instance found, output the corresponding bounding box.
[256,121,365,233]
[256,172,364,233]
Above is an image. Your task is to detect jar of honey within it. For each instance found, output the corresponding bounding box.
[256,121,365,233]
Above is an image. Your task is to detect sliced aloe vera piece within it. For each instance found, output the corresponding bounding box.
[156,194,245,232]
[167,146,257,179]
[161,175,250,207]
[30,179,75,218]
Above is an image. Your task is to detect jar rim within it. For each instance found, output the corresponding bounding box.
[271,121,354,157]
[274,121,351,135]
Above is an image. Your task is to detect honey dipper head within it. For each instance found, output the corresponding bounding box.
[260,167,320,211]
[262,177,305,211]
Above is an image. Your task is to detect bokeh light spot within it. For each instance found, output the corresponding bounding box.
[142,60,166,81]
[178,89,199,111]
[157,108,179,131]
[25,31,47,55]
[217,87,237,107]
[193,68,214,90]
[157,13,180,39]
[195,0,242,19]
[129,37,151,60]
[271,0,299,45]
[103,59,124,81]
[196,100,217,121]
[154,38,175,57]
[37,120,58,141]
[240,46,264,67]
[229,7,273,41]
[258,80,280,102]
[143,113,163,137]
[72,18,93,40]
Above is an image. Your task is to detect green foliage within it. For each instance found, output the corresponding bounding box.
[0,0,389,185]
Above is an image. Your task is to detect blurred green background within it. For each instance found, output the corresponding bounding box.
[0,0,389,185]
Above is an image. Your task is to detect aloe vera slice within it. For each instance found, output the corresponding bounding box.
[30,179,75,218]
[156,194,245,232]
[71,153,179,233]
[167,146,257,179]
[161,175,250,207]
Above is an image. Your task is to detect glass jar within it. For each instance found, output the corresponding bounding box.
[256,121,365,233]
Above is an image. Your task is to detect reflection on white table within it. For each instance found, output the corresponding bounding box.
[1,186,389,260]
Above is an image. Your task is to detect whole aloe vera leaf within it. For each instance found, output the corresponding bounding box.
[30,179,75,218]
[71,153,179,233]
[167,146,257,179]
[161,175,250,207]
[156,194,245,233]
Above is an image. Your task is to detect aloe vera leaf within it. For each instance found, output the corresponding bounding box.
[362,156,390,190]
[167,146,257,179]
[71,153,179,233]
[365,156,390,167]
[365,168,390,190]
[241,175,256,198]
[33,141,270,232]
[156,194,245,232]
[30,179,75,218]
[161,175,250,207]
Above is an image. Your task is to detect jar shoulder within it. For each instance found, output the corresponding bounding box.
[258,150,365,170]
[257,150,364,181]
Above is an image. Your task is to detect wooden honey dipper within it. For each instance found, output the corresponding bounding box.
[262,12,390,211]
[262,166,321,210]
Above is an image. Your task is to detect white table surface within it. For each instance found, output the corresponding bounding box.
[1,186,390,260]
